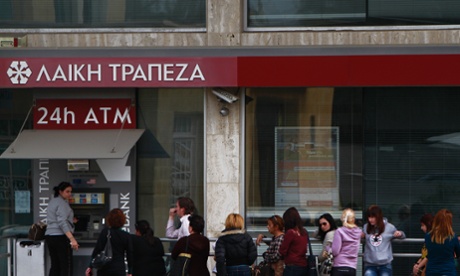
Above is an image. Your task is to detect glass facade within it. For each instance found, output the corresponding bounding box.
[247,0,460,27]
[136,88,205,238]
[0,0,206,28]
[0,88,205,236]
[0,89,33,229]
[245,87,460,274]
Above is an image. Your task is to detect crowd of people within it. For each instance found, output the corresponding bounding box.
[45,182,460,276]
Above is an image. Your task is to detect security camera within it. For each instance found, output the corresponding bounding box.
[219,107,230,116]
[212,88,239,103]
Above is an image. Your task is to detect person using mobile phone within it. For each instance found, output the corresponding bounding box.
[166,197,196,239]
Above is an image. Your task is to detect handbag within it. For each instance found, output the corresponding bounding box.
[306,231,319,276]
[91,229,113,269]
[319,251,333,276]
[169,237,191,276]
[252,264,274,276]
[28,222,47,241]
[270,259,284,276]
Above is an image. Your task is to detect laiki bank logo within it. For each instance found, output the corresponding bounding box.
[7,61,32,84]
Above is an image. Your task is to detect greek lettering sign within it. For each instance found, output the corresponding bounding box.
[0,57,237,87]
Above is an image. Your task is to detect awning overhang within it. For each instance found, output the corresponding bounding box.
[0,129,145,159]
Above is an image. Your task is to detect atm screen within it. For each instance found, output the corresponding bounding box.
[74,215,90,232]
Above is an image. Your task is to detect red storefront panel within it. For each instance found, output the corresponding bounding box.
[236,55,460,87]
[1,53,460,87]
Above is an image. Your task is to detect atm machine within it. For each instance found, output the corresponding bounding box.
[70,188,110,275]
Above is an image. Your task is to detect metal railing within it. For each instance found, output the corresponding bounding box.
[0,234,17,276]
[0,234,424,276]
[159,236,425,257]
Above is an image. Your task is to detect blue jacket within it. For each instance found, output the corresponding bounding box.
[425,233,460,276]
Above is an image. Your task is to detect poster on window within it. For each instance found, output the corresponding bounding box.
[275,127,339,209]
[15,190,30,213]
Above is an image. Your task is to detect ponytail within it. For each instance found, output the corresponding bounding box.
[53,182,72,197]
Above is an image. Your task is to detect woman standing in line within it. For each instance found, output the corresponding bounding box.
[132,220,166,276]
[363,205,406,276]
[255,215,285,276]
[172,215,210,276]
[424,209,460,276]
[279,207,308,276]
[314,213,338,266]
[215,213,258,276]
[86,208,133,276]
[331,208,362,276]
[45,181,79,276]
[412,214,433,276]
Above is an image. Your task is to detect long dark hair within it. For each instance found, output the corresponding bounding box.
[316,213,337,242]
[135,220,155,245]
[420,213,434,232]
[53,182,72,198]
[366,205,385,235]
[283,207,307,236]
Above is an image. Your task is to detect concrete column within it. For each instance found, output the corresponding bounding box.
[205,88,241,238]
[207,0,242,46]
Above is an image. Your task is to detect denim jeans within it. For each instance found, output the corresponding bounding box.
[283,265,307,276]
[364,263,392,276]
[226,265,251,276]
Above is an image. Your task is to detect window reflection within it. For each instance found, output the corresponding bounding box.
[1,0,206,28]
[136,88,204,238]
[247,0,460,27]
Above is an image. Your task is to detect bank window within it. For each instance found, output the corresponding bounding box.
[136,88,204,238]
[0,89,33,231]
[246,0,460,28]
[245,87,460,275]
[0,0,206,29]
[245,87,363,232]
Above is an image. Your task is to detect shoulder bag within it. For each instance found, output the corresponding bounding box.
[169,237,191,276]
[91,229,113,269]
[28,222,47,241]
[306,231,319,276]
[319,250,333,276]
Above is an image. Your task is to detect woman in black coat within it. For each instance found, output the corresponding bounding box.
[85,208,133,276]
[132,220,166,276]
[215,213,257,276]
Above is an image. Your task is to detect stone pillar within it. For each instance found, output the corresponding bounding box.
[205,88,241,238]
[207,0,242,46]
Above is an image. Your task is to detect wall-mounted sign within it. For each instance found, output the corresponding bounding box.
[0,57,237,87]
[34,98,136,129]
[275,127,339,208]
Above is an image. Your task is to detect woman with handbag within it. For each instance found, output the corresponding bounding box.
[424,209,460,276]
[314,213,337,275]
[254,215,285,276]
[279,207,308,276]
[331,209,362,276]
[215,213,258,275]
[85,208,134,276]
[171,215,210,276]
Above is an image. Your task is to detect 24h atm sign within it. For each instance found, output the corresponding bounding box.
[0,57,237,88]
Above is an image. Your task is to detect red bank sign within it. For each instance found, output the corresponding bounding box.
[34,99,136,129]
[0,57,237,87]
